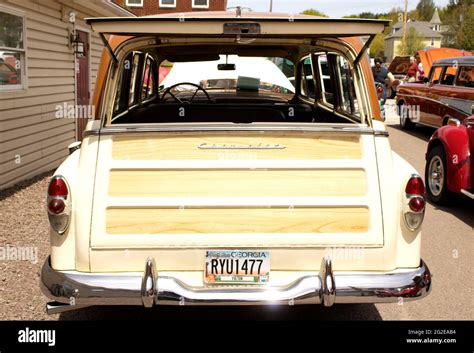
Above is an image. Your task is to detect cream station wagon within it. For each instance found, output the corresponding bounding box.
[40,11,431,314]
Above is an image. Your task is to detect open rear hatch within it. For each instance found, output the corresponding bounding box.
[86,13,389,64]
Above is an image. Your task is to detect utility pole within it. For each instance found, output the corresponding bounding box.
[402,0,408,55]
[269,0,273,12]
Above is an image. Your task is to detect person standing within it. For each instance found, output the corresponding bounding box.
[407,56,418,82]
[372,58,394,102]
[417,62,425,81]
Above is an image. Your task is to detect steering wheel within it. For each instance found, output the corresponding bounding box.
[161,82,212,104]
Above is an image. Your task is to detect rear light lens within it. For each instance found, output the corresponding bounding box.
[404,175,426,231]
[48,199,65,214]
[405,176,425,195]
[48,178,68,198]
[409,197,425,213]
[47,176,71,234]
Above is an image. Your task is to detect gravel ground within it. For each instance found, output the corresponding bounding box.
[0,171,55,320]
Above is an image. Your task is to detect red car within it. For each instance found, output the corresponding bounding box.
[397,56,474,130]
[425,115,474,204]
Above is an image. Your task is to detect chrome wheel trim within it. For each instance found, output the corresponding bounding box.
[428,155,444,197]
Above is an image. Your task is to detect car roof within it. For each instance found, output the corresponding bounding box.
[433,56,474,66]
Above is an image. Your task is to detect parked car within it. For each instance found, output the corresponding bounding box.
[389,48,472,99]
[396,56,474,130]
[40,11,431,314]
[425,116,474,204]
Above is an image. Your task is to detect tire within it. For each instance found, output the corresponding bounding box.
[425,146,456,205]
[399,102,415,130]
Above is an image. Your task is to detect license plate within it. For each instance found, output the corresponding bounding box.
[205,250,270,284]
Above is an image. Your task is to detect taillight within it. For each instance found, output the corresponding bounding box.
[404,175,426,231]
[408,197,425,213]
[47,175,71,234]
[48,178,68,198]
[405,176,425,195]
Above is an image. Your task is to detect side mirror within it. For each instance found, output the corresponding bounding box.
[423,77,429,84]
[218,63,236,71]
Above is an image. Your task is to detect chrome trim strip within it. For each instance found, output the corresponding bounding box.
[197,143,286,150]
[83,124,388,138]
[41,257,431,314]
[460,189,474,199]
[397,92,472,118]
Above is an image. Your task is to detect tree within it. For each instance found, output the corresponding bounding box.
[369,34,385,58]
[301,9,328,17]
[416,0,436,21]
[457,6,474,50]
[440,0,474,49]
[398,27,426,55]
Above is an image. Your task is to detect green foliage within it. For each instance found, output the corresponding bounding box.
[370,34,385,58]
[416,0,436,21]
[441,0,474,50]
[301,9,328,17]
[457,6,474,50]
[398,27,426,55]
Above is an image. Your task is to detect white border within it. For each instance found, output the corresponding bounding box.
[159,0,176,8]
[0,4,27,92]
[126,0,144,7]
[192,0,209,9]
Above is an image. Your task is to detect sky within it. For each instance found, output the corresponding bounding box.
[226,0,450,18]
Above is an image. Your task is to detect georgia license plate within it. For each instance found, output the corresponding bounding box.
[204,250,270,284]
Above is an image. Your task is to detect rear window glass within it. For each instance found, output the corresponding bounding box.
[456,66,474,87]
[430,66,443,84]
[440,66,456,86]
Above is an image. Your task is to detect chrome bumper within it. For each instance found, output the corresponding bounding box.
[40,256,431,314]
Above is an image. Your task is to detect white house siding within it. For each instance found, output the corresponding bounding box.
[0,0,130,190]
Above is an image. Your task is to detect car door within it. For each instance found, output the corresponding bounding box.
[428,64,460,127]
[423,65,446,127]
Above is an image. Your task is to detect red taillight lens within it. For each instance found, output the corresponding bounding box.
[48,178,68,198]
[47,176,71,234]
[48,199,65,214]
[409,197,425,213]
[405,176,425,195]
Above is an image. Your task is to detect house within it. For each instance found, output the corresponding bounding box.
[0,0,134,190]
[112,0,228,16]
[384,8,443,61]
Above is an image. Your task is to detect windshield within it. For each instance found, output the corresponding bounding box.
[159,55,295,94]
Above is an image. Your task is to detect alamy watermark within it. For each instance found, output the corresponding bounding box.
[325,246,365,264]
[0,245,38,264]
[55,102,95,119]
[384,103,421,122]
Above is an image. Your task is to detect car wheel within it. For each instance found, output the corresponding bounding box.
[399,102,415,130]
[425,146,455,205]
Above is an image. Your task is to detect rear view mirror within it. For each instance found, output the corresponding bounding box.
[218,63,236,71]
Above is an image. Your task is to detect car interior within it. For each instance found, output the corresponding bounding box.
[110,44,362,125]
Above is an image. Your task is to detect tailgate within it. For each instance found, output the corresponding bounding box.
[90,130,384,250]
